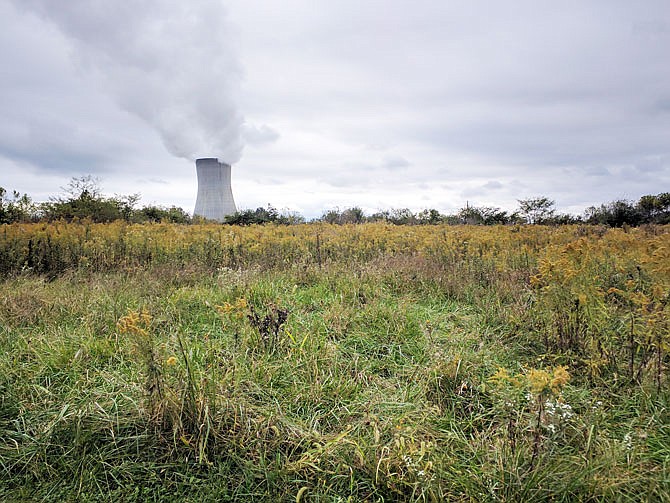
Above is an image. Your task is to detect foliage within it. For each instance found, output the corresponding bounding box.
[40,176,140,223]
[321,206,367,224]
[585,194,670,227]
[458,204,522,225]
[518,196,556,224]
[0,187,36,223]
[638,193,670,224]
[222,205,299,225]
[134,205,192,223]
[416,208,444,225]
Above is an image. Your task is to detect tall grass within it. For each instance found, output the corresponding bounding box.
[0,223,668,501]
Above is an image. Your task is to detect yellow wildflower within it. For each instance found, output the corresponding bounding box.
[116,309,151,337]
[527,368,551,394]
[550,366,570,393]
[489,367,511,386]
[215,302,233,314]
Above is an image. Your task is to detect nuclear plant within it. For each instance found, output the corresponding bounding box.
[193,158,237,221]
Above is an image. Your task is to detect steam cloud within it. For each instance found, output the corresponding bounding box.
[13,0,244,164]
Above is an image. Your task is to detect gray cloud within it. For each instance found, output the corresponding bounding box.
[1,0,669,217]
[140,178,170,185]
[634,156,668,174]
[381,155,411,170]
[483,181,503,190]
[460,180,504,199]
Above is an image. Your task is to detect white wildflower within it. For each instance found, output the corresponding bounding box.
[545,400,555,416]
[623,432,633,451]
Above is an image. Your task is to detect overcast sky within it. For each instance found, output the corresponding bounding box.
[1,0,669,218]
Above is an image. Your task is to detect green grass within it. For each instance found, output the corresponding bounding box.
[1,260,668,502]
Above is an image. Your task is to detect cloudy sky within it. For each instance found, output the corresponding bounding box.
[1,0,669,218]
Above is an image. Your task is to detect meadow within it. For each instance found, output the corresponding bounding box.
[0,222,668,501]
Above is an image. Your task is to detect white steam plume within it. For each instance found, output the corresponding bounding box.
[13,0,244,164]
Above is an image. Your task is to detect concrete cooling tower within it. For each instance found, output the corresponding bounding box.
[193,158,237,221]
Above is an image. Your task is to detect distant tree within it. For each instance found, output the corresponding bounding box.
[62,175,102,200]
[479,207,515,225]
[416,209,444,225]
[320,208,342,224]
[135,205,191,223]
[545,213,582,225]
[456,205,519,225]
[224,205,285,225]
[457,205,485,225]
[277,210,305,225]
[317,207,367,224]
[368,210,391,223]
[637,194,658,221]
[254,205,280,223]
[41,176,138,223]
[518,197,556,224]
[584,199,642,227]
[113,193,141,221]
[0,187,36,223]
[388,208,417,225]
[224,209,259,225]
[636,193,670,224]
[583,205,603,225]
[164,206,192,224]
[442,213,462,225]
[341,207,365,224]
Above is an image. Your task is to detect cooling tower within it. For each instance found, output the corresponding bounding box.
[193,158,237,221]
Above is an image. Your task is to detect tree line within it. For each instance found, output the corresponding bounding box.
[1,176,668,227]
[320,194,669,226]
[1,176,190,225]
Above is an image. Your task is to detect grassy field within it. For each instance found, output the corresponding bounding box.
[1,222,668,501]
